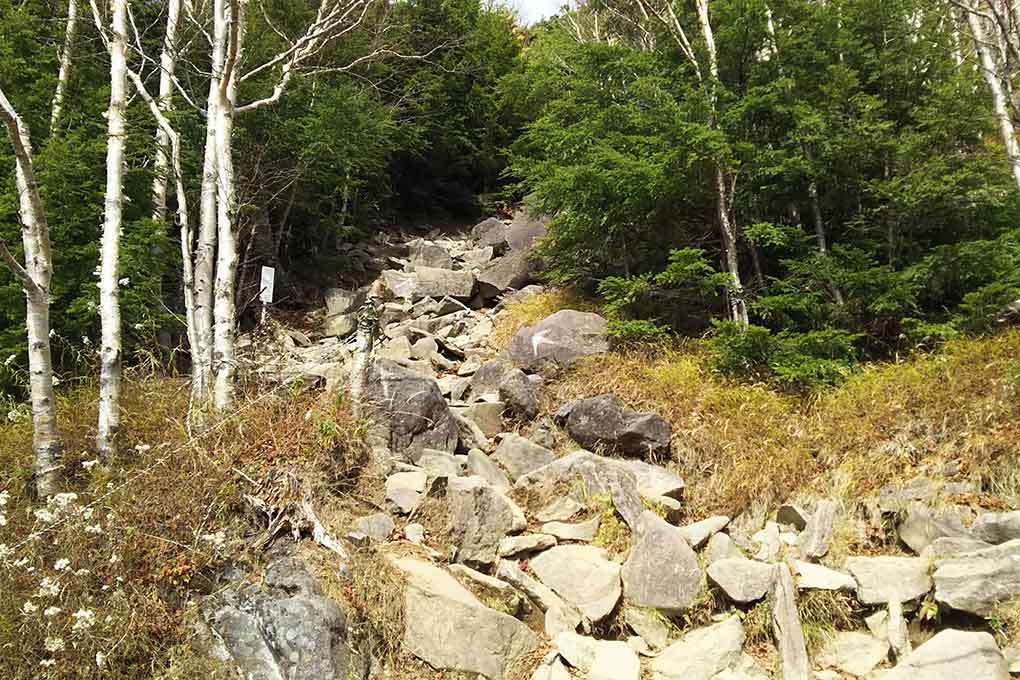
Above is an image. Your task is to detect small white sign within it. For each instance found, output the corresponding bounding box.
[259,266,275,304]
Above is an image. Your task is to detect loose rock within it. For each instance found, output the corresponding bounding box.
[509,310,610,373]
[799,499,837,560]
[846,556,933,605]
[622,511,704,613]
[447,475,527,568]
[492,433,555,480]
[650,616,745,680]
[707,558,775,603]
[530,545,622,623]
[555,394,671,457]
[881,629,1008,680]
[769,564,810,680]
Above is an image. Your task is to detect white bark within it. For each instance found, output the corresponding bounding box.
[152,0,181,222]
[212,0,244,409]
[0,87,63,497]
[96,0,128,461]
[967,5,1020,188]
[50,0,79,134]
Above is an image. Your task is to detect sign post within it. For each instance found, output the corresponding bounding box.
[259,266,275,324]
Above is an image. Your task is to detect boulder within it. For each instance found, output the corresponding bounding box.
[323,313,357,338]
[364,360,459,461]
[395,557,540,680]
[678,515,731,549]
[466,449,511,491]
[509,310,610,373]
[799,499,837,559]
[447,475,527,568]
[818,631,889,677]
[498,368,540,420]
[478,250,531,298]
[498,533,557,557]
[454,402,505,438]
[707,558,775,603]
[622,459,684,500]
[769,564,809,680]
[472,217,510,253]
[845,556,933,605]
[622,511,703,613]
[495,559,571,614]
[492,433,555,481]
[792,561,855,591]
[530,545,622,622]
[626,606,671,651]
[461,246,495,268]
[650,616,746,680]
[385,471,427,514]
[325,287,366,316]
[881,629,1007,680]
[934,538,1020,615]
[973,511,1020,545]
[707,532,743,563]
[543,516,600,542]
[416,450,462,480]
[507,208,549,252]
[536,497,585,523]
[555,394,671,457]
[352,513,395,543]
[198,556,367,680]
[554,633,640,680]
[381,269,418,299]
[530,655,572,680]
[469,358,514,400]
[407,239,453,270]
[414,266,476,300]
[898,502,969,554]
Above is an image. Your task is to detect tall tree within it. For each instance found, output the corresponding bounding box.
[50,0,79,134]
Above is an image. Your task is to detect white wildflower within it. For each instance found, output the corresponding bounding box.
[109,553,120,564]
[82,507,94,520]
[44,636,65,652]
[134,443,151,453]
[53,558,70,571]
[40,659,56,668]
[74,568,90,577]
[118,277,130,286]
[50,492,78,508]
[84,524,102,535]
[0,490,9,506]
[81,459,100,470]
[0,514,6,527]
[95,651,106,668]
[21,600,38,615]
[0,543,11,561]
[3,354,15,366]
[37,576,60,598]
[43,606,62,618]
[200,531,226,549]
[33,508,55,524]
[71,609,96,633]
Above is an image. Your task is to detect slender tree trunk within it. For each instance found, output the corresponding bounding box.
[967,5,1020,187]
[50,0,78,135]
[96,0,128,461]
[212,0,243,409]
[0,87,63,497]
[152,0,181,222]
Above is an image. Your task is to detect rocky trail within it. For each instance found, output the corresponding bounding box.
[198,213,1020,680]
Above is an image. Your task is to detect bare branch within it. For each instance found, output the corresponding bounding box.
[0,239,40,295]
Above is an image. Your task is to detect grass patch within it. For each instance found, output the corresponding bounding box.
[797,590,862,654]
[346,547,407,664]
[589,493,630,557]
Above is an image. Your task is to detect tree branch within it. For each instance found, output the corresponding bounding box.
[0,239,40,295]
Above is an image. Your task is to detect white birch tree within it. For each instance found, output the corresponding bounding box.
[152,0,182,222]
[0,87,63,497]
[50,0,79,134]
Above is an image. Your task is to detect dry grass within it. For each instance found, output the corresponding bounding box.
[345,547,408,664]
[0,374,367,679]
[796,590,863,654]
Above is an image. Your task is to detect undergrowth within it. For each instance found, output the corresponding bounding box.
[0,374,365,679]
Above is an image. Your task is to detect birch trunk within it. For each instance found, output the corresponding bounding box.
[0,87,63,497]
[212,0,243,409]
[96,0,128,461]
[967,6,1020,188]
[50,0,78,135]
[152,0,181,222]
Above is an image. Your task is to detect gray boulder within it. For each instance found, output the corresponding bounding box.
[509,310,609,373]
[407,239,453,269]
[395,557,540,679]
[385,470,427,514]
[454,402,505,438]
[352,513,395,543]
[845,556,933,604]
[707,558,775,603]
[498,533,557,557]
[477,250,531,298]
[650,616,745,680]
[622,459,685,500]
[447,475,527,568]
[466,449,511,491]
[818,631,889,677]
[498,368,540,420]
[469,357,514,400]
[555,394,671,457]
[792,561,855,591]
[882,629,1007,680]
[799,499,837,559]
[199,556,367,680]
[323,313,356,338]
[530,545,622,623]
[973,511,1020,544]
[506,208,549,252]
[543,516,600,542]
[622,511,703,613]
[364,360,459,461]
[414,266,476,300]
[678,515,731,549]
[472,217,510,253]
[898,502,969,554]
[325,287,366,316]
[492,433,555,480]
[934,538,1020,615]
[769,564,810,680]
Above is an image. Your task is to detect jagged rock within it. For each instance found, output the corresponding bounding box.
[707,532,743,563]
[793,560,855,591]
[536,497,585,522]
[679,515,731,549]
[353,513,395,543]
[470,358,514,399]
[404,523,425,543]
[447,475,526,568]
[769,564,809,680]
[845,556,933,604]
[876,476,977,514]
[506,208,549,252]
[447,563,526,616]
[777,503,809,530]
[530,654,572,680]
[622,459,684,500]
[455,402,505,438]
[515,451,645,531]
[625,606,671,651]
[496,559,569,613]
[898,502,969,553]
[407,239,453,269]
[477,250,531,298]
[818,631,889,677]
[498,368,540,420]
[881,629,1008,680]
[395,557,540,680]
[650,616,745,680]
[555,394,671,457]
[492,433,555,481]
[799,499,836,559]
[509,310,610,373]
[498,533,557,557]
[467,449,511,491]
[543,516,600,542]
[472,217,510,253]
[530,545,622,622]
[365,360,459,460]
[934,538,1020,615]
[323,313,356,338]
[973,511,1020,545]
[416,450,462,479]
[198,556,367,680]
[922,536,994,560]
[623,511,703,613]
[409,335,439,361]
[648,494,684,523]
[707,558,775,603]
[381,269,418,298]
[413,266,476,300]
[378,336,414,361]
[385,470,426,514]
[888,599,911,659]
[753,521,782,562]
[462,246,495,268]
[554,633,640,680]
[325,287,367,316]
